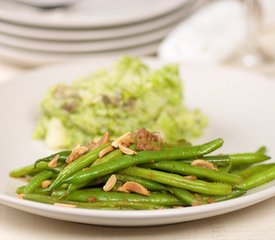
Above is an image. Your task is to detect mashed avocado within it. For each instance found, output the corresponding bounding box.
[33,56,207,149]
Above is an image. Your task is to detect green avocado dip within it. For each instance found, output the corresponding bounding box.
[33,56,207,149]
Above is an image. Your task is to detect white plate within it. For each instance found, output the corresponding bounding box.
[0,42,159,67]
[0,59,274,227]
[0,0,188,28]
[0,2,195,41]
[0,24,174,53]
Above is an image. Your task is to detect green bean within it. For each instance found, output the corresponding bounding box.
[48,144,108,191]
[182,152,269,168]
[16,186,50,195]
[256,146,267,154]
[166,186,206,206]
[34,150,71,167]
[35,161,66,173]
[143,161,242,185]
[203,153,270,167]
[51,188,103,198]
[120,166,232,195]
[67,175,200,205]
[213,189,246,202]
[10,159,67,178]
[23,170,54,194]
[66,138,224,185]
[231,163,275,178]
[115,174,207,205]
[10,164,38,178]
[10,151,71,178]
[236,166,275,190]
[62,189,184,206]
[55,181,104,199]
[22,193,165,210]
[181,156,231,167]
[218,161,232,173]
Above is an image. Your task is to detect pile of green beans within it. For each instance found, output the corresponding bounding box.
[10,137,274,210]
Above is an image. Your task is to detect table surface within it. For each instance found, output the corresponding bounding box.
[0,61,275,240]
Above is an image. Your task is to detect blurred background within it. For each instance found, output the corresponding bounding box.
[0,0,275,79]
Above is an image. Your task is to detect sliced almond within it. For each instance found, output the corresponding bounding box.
[99,145,114,158]
[98,132,110,145]
[111,132,134,148]
[66,144,89,164]
[87,132,110,151]
[86,140,97,151]
[118,144,137,155]
[123,181,150,196]
[66,144,80,164]
[191,159,218,171]
[78,146,89,155]
[54,203,77,208]
[183,175,197,180]
[103,174,117,192]
[117,186,130,193]
[48,154,60,168]
[41,180,52,189]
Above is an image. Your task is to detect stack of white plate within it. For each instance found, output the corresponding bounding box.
[0,0,204,67]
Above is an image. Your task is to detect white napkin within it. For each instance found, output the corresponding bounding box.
[158,0,246,64]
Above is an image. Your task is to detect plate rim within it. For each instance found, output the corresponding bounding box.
[0,24,174,53]
[0,0,189,28]
[0,42,160,67]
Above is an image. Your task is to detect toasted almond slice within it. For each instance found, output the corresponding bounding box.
[123,181,150,196]
[117,186,130,193]
[48,154,60,168]
[66,144,80,164]
[97,132,110,145]
[118,144,137,155]
[54,203,77,208]
[41,180,52,189]
[99,145,114,158]
[88,132,110,151]
[66,144,89,164]
[103,174,117,192]
[86,140,97,151]
[111,132,133,148]
[183,175,197,180]
[191,159,218,171]
[78,146,89,155]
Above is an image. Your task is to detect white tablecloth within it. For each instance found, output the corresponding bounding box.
[0,61,275,240]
